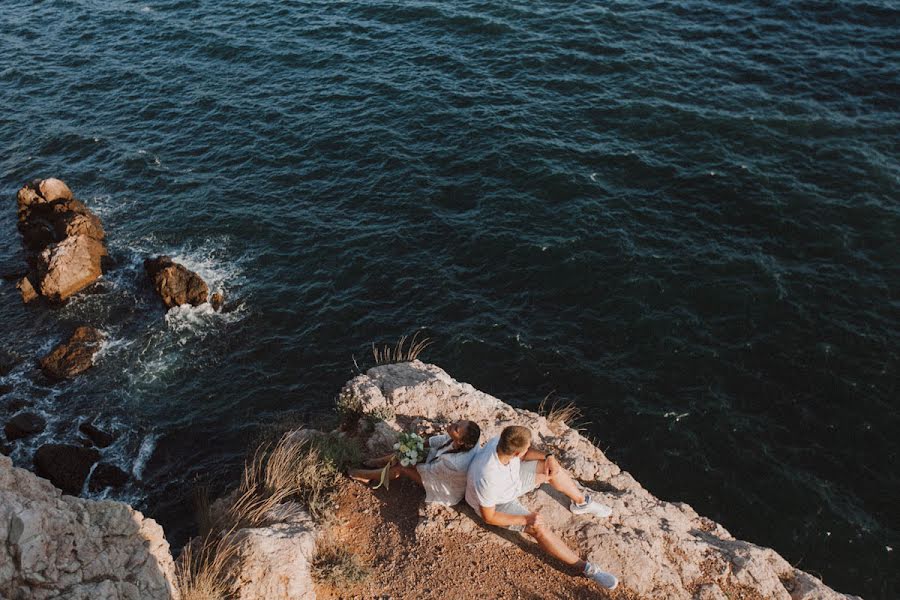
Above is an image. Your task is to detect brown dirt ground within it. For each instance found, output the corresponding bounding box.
[314,478,642,600]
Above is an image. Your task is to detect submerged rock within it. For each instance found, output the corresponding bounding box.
[88,462,130,492]
[144,255,212,308]
[4,412,46,441]
[0,454,179,599]
[13,178,108,303]
[33,443,100,495]
[40,326,104,380]
[79,421,115,448]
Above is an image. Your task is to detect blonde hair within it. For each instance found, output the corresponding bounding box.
[498,425,531,456]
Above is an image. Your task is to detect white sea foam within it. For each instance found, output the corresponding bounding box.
[132,433,159,480]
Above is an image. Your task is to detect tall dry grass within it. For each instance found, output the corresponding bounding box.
[538,392,584,431]
[175,532,240,600]
[372,331,432,365]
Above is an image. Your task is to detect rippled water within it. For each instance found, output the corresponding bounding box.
[1,1,897,597]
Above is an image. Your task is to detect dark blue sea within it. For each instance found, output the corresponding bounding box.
[1,1,897,597]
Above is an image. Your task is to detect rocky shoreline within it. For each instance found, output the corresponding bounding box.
[2,177,224,497]
[0,361,862,599]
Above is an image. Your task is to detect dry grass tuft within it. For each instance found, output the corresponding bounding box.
[311,533,371,587]
[372,331,432,365]
[175,532,240,600]
[538,392,585,431]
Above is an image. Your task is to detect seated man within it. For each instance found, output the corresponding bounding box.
[465,425,619,590]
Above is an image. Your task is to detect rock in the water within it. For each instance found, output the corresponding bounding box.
[0,454,179,599]
[36,235,107,302]
[33,443,100,495]
[89,463,130,491]
[0,350,21,376]
[210,291,225,311]
[0,384,12,397]
[79,421,115,448]
[38,177,74,202]
[4,412,46,441]
[144,255,209,308]
[13,178,107,303]
[40,326,104,380]
[0,442,9,456]
[16,276,38,303]
[5,398,30,412]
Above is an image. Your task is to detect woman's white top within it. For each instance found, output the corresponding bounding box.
[415,433,476,505]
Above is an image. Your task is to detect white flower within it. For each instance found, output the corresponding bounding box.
[400,457,411,467]
[409,452,418,462]
[393,443,400,449]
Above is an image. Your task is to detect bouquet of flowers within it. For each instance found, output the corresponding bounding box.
[374,431,425,490]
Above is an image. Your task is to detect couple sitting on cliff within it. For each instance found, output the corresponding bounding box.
[349,421,620,590]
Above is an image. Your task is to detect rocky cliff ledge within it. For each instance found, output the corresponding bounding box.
[0,455,179,600]
[333,361,859,600]
[0,361,861,599]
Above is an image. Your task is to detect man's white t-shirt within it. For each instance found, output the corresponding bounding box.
[465,436,520,511]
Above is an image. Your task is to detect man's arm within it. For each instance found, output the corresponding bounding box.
[479,505,542,528]
[522,446,549,461]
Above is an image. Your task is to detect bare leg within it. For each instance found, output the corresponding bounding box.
[348,465,422,487]
[525,523,586,571]
[535,459,586,505]
[363,453,395,468]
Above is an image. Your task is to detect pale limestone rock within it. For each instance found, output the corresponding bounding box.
[342,361,861,600]
[227,503,317,600]
[0,455,178,600]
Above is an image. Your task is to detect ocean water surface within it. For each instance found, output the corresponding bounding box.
[0,1,897,597]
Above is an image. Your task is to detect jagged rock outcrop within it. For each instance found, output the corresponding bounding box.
[144,255,218,309]
[14,178,107,303]
[79,421,116,447]
[341,361,860,600]
[4,412,46,441]
[33,443,100,495]
[0,454,179,599]
[39,326,104,380]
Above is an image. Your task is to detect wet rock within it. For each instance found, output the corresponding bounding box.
[0,384,12,397]
[0,350,21,376]
[36,235,107,301]
[210,291,225,311]
[40,326,105,380]
[0,442,9,456]
[5,398,31,412]
[89,463,130,491]
[34,443,100,495]
[4,412,46,441]
[13,178,108,303]
[17,275,38,303]
[144,255,209,308]
[79,421,115,448]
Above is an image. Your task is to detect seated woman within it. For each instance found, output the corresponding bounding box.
[349,420,481,505]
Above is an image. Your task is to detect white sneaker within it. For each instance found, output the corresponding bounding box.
[570,494,612,518]
[584,562,619,590]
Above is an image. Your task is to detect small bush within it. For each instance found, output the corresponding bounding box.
[311,534,370,587]
[336,388,394,430]
[372,331,431,365]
